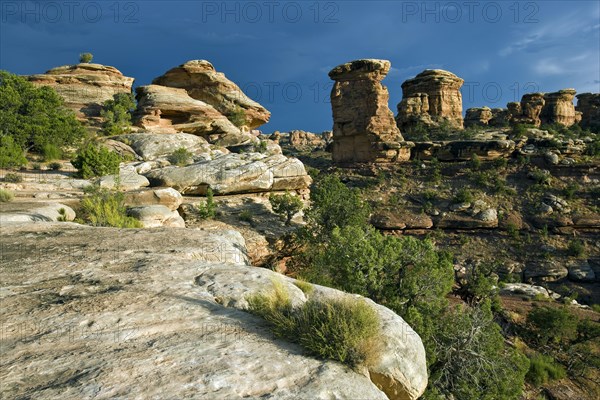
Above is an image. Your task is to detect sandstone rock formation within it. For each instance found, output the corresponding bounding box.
[412,139,515,161]
[489,108,509,127]
[540,89,581,127]
[576,93,600,130]
[111,133,213,161]
[396,69,464,131]
[152,60,271,130]
[328,59,408,163]
[508,93,545,127]
[28,63,134,121]
[145,153,311,195]
[133,85,253,146]
[0,222,428,400]
[464,107,492,128]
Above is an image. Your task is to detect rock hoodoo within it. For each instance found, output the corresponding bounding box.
[152,60,271,131]
[396,69,464,131]
[464,107,493,128]
[576,92,600,130]
[508,92,545,127]
[328,59,409,164]
[540,89,581,127]
[28,63,134,121]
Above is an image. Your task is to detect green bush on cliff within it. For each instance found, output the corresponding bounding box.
[79,186,141,228]
[269,191,303,225]
[0,70,85,154]
[247,280,381,368]
[101,93,136,136]
[79,52,93,63]
[0,135,27,169]
[72,143,121,178]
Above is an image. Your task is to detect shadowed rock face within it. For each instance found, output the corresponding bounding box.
[27,63,134,121]
[397,69,464,130]
[464,107,493,127]
[152,60,270,131]
[576,92,600,130]
[329,59,407,164]
[541,89,580,127]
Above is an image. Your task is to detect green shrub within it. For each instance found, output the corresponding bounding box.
[404,122,430,141]
[226,106,247,128]
[48,162,62,171]
[293,279,314,295]
[168,147,194,166]
[195,188,216,219]
[254,140,268,153]
[567,239,586,258]
[100,93,136,136]
[526,354,566,386]
[269,191,303,225]
[3,172,22,183]
[79,52,93,63]
[79,187,141,228]
[0,188,14,202]
[563,182,579,200]
[527,306,578,345]
[72,144,121,178]
[31,162,42,170]
[470,153,481,170]
[0,136,27,169]
[239,209,253,223]
[247,281,381,367]
[453,188,474,204]
[0,71,84,153]
[41,143,62,161]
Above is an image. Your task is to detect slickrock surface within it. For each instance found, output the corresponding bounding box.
[0,223,427,400]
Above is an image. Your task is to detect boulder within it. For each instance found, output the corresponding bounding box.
[27,63,134,121]
[328,59,406,163]
[145,153,311,195]
[567,261,596,282]
[576,93,600,130]
[133,85,252,146]
[541,89,579,127]
[371,211,434,230]
[500,283,552,299]
[0,203,76,225]
[397,69,464,131]
[126,205,185,228]
[122,187,183,211]
[195,265,428,400]
[98,167,150,191]
[524,261,568,282]
[111,133,212,161]
[98,139,139,160]
[152,60,270,130]
[0,222,428,400]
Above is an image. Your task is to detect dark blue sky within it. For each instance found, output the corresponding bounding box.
[1,1,599,132]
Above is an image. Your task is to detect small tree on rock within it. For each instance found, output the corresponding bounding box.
[79,53,93,63]
[269,191,303,225]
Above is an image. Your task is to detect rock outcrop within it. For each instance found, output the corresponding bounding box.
[328,59,408,163]
[133,85,253,146]
[152,60,270,130]
[0,222,428,400]
[464,107,493,128]
[489,108,509,127]
[540,89,581,127]
[396,69,464,131]
[508,93,545,127]
[576,93,600,130]
[145,153,311,195]
[111,133,213,161]
[28,63,134,121]
[412,139,515,161]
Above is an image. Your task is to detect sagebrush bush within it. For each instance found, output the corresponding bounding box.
[247,281,381,367]
[48,162,62,171]
[41,143,62,161]
[567,239,586,258]
[3,172,23,183]
[79,187,141,228]
[169,147,194,166]
[453,188,474,204]
[0,188,14,202]
[526,354,566,386]
[72,144,121,178]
